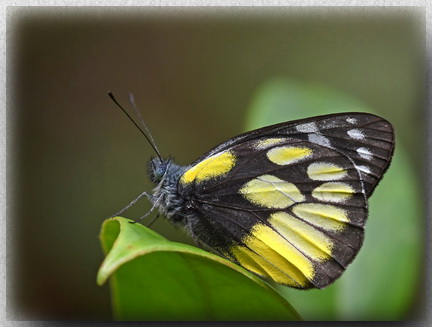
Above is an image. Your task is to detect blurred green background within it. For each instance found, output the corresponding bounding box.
[8,7,424,321]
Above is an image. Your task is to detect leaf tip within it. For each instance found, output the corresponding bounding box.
[96,261,109,286]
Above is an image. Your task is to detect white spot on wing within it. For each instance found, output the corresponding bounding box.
[296,122,319,133]
[347,129,365,140]
[357,147,373,160]
[309,133,332,148]
[356,165,371,174]
[297,121,333,148]
[346,117,357,124]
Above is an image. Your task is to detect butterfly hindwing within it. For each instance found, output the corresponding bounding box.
[177,113,394,289]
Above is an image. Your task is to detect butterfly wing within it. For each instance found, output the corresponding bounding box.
[178,113,394,289]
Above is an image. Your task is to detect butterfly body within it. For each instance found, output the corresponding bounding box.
[147,159,187,224]
[143,112,394,289]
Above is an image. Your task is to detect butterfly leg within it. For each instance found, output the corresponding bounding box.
[146,213,160,227]
[110,190,151,218]
[130,195,163,224]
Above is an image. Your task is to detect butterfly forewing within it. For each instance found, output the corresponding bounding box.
[204,113,394,197]
[178,113,394,289]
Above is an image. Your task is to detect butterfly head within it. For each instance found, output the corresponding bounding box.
[148,157,171,184]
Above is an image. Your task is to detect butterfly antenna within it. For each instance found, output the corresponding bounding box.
[128,93,161,160]
[108,91,163,162]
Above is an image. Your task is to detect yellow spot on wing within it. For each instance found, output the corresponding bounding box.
[307,162,347,181]
[239,174,305,208]
[239,223,315,286]
[180,151,236,184]
[230,246,299,287]
[312,182,354,203]
[269,212,333,261]
[293,203,349,231]
[267,146,313,165]
[254,138,286,149]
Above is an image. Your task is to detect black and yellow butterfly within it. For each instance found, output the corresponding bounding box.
[111,95,394,290]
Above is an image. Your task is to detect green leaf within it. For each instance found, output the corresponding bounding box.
[97,217,302,321]
[245,78,422,320]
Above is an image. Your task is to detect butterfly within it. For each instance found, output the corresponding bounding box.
[110,94,394,289]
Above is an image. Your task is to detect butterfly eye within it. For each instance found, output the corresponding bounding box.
[147,158,169,184]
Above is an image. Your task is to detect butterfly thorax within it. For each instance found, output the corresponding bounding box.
[148,158,188,225]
